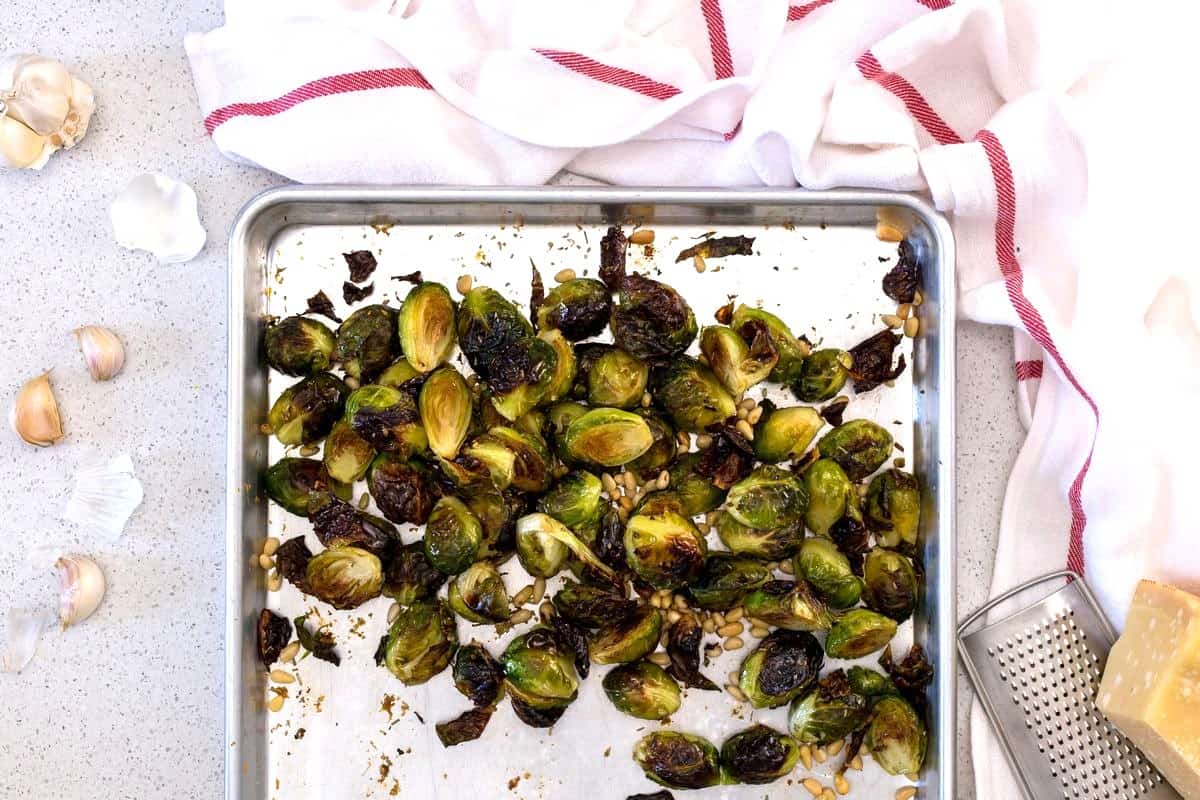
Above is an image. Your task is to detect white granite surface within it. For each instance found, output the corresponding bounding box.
[0,4,1023,797]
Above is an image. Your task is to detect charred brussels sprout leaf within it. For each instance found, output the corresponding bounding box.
[816,419,894,481]
[257,609,292,667]
[595,506,628,572]
[716,513,805,562]
[563,408,654,468]
[536,277,613,340]
[398,282,456,373]
[848,330,906,394]
[510,696,567,728]
[796,537,865,609]
[719,724,800,785]
[268,373,347,446]
[294,612,340,665]
[552,580,637,628]
[794,349,853,402]
[367,454,437,526]
[482,426,551,493]
[423,496,483,574]
[725,464,809,530]
[377,357,423,391]
[687,554,771,610]
[306,546,384,609]
[738,629,824,709]
[465,487,526,562]
[830,494,872,575]
[345,384,427,456]
[863,548,918,622]
[435,707,493,747]
[625,793,675,800]
[743,581,832,632]
[730,305,809,385]
[537,471,604,544]
[488,336,558,421]
[700,324,778,396]
[343,250,377,283]
[825,609,898,659]
[547,615,592,679]
[516,513,615,581]
[453,642,505,707]
[675,235,755,263]
[633,731,722,790]
[309,491,398,554]
[305,290,341,324]
[650,356,736,433]
[588,347,649,409]
[383,541,446,605]
[802,459,854,536]
[879,643,935,710]
[448,561,510,624]
[537,328,577,403]
[456,287,535,379]
[419,366,472,459]
[883,240,922,303]
[667,453,727,516]
[610,274,698,360]
[264,457,327,516]
[334,304,398,382]
[787,670,871,745]
[599,226,628,290]
[694,423,755,490]
[265,316,335,376]
[590,605,662,664]
[274,536,313,594]
[501,627,580,713]
[865,469,921,554]
[627,409,676,478]
[461,435,516,490]
[322,420,375,484]
[384,599,458,685]
[624,510,707,589]
[665,614,719,691]
[864,695,927,775]
[752,401,823,464]
[603,661,682,720]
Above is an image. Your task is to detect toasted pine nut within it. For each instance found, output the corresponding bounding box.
[725,683,748,702]
[750,625,770,638]
[727,670,740,684]
[650,594,666,609]
[696,434,713,449]
[267,693,286,713]
[905,772,920,782]
[746,406,763,425]
[904,317,920,338]
[725,607,744,623]
[641,391,652,408]
[736,406,749,420]
[717,622,744,637]
[735,419,755,440]
[894,457,907,469]
[539,600,555,620]
[509,608,534,625]
[723,636,744,650]
[298,444,319,457]
[647,651,671,666]
[270,669,295,684]
[266,571,283,592]
[512,586,534,607]
[357,494,371,510]
[881,314,902,329]
[897,303,913,320]
[820,791,837,800]
[601,472,618,494]
[826,739,844,756]
[532,577,546,603]
[813,746,827,763]
[343,376,360,390]
[618,495,634,512]
[848,754,863,771]
[799,745,813,770]
[263,537,281,556]
[779,559,795,575]
[666,609,682,624]
[673,594,689,611]
[554,268,576,282]
[456,275,473,295]
[388,603,401,623]
[622,470,638,494]
[693,254,707,273]
[802,778,823,797]
[896,789,917,800]
[834,774,850,795]
[629,229,655,245]
[711,611,726,627]
[258,554,274,570]
[278,641,301,663]
[913,289,924,306]
[702,617,716,634]
[657,470,670,489]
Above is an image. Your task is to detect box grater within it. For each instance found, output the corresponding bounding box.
[959,570,1181,800]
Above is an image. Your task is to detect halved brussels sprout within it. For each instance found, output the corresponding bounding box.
[795,537,865,609]
[794,348,853,402]
[306,546,383,609]
[824,609,898,659]
[865,469,921,554]
[382,541,446,605]
[602,661,681,720]
[323,420,375,483]
[453,643,505,707]
[665,613,719,691]
[537,471,604,544]
[716,514,805,561]
[725,464,809,530]
[700,325,778,396]
[668,453,728,516]
[367,454,436,525]
[633,731,721,790]
[377,357,422,389]
[562,408,654,468]
[536,277,612,341]
[484,426,552,493]
[632,488,688,518]
[384,599,458,685]
[264,457,327,516]
[730,304,809,384]
[265,316,335,376]
[787,670,870,745]
[488,335,558,421]
[423,496,483,574]
[863,548,918,622]
[398,281,456,373]
[515,513,614,581]
[334,304,398,381]
[344,384,427,455]
[308,491,398,554]
[816,419,894,481]
[610,274,698,360]
[461,435,516,490]
[650,356,736,433]
[719,725,801,785]
[846,666,899,699]
[418,366,472,459]
[738,629,824,708]
[864,695,927,775]
[752,401,824,464]
[466,487,527,562]
[456,287,535,379]
[545,400,589,463]
[552,580,637,628]
[743,581,833,632]
[501,627,580,711]
[268,373,347,446]
[448,561,511,623]
[537,328,577,403]
[570,342,612,400]
[802,459,854,536]
[587,347,649,409]
[590,604,662,664]
[624,509,707,589]
[687,554,772,611]
[627,409,676,478]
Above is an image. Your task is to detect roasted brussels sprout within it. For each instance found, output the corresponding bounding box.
[265,316,335,376]
[516,513,614,580]
[665,614,719,691]
[863,548,918,622]
[716,513,805,561]
[488,335,558,421]
[824,609,899,659]
[322,420,375,484]
[633,731,722,790]
[848,329,906,393]
[465,487,526,561]
[367,454,436,525]
[865,469,921,554]
[274,536,313,594]
[308,491,398,554]
[537,471,604,544]
[546,400,589,463]
[552,580,637,628]
[610,274,698,360]
[570,342,611,400]
[306,546,384,609]
[846,665,899,699]
[263,457,327,516]
[501,627,580,715]
[423,496,483,574]
[864,695,927,775]
[650,356,736,433]
[482,426,552,493]
[794,348,853,402]
[448,561,511,623]
[725,465,809,530]
[590,604,662,664]
[700,325,778,396]
[461,435,516,490]
[594,506,628,573]
[345,384,427,455]
[562,408,654,468]
[537,328,577,403]
[627,409,676,478]
[383,599,458,685]
[667,453,727,516]
[453,642,505,707]
[418,366,472,459]
[752,401,823,464]
[624,509,707,589]
[456,286,535,379]
[802,459,854,536]
[377,357,422,390]
[742,581,832,632]
[730,304,809,384]
[816,419,894,481]
[268,373,347,446]
[382,541,446,605]
[397,281,456,373]
[334,304,398,381]
[830,493,871,574]
[603,661,681,720]
[687,554,771,611]
[536,277,612,340]
[719,725,801,785]
[787,670,871,745]
[738,629,824,708]
[795,537,865,609]
[435,707,493,747]
[587,347,649,409]
[257,609,292,667]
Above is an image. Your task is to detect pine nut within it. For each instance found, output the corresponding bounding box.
[779,559,794,575]
[270,669,295,684]
[673,594,689,611]
[894,456,906,469]
[802,778,823,797]
[266,571,283,592]
[736,406,749,420]
[657,470,670,489]
[456,275,473,294]
[539,600,555,619]
[727,670,740,684]
[267,693,286,713]
[554,268,576,282]
[913,289,924,306]
[512,585,534,607]
[650,594,666,609]
[618,495,634,512]
[750,625,770,638]
[896,789,917,800]
[725,607,744,623]
[712,611,726,627]
[279,642,300,663]
[827,739,844,756]
[666,609,682,624]
[735,420,755,440]
[725,683,748,702]
[820,791,837,800]
[702,617,716,634]
[693,254,707,273]
[532,577,546,603]
[258,554,274,570]
[357,494,371,510]
[814,746,827,763]
[388,603,401,623]
[602,472,618,495]
[629,229,655,245]
[723,636,744,650]
[298,444,319,457]
[905,772,920,782]
[904,317,920,338]
[648,651,670,666]
[263,537,281,556]
[897,303,913,320]
[343,376,360,390]
[848,755,863,771]
[881,314,902,329]
[717,622,744,637]
[799,744,813,769]
[696,434,713,449]
[622,471,638,494]
[641,391,652,408]
[834,774,850,795]
[746,406,763,425]
[509,608,534,625]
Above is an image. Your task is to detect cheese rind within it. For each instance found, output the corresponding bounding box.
[1097,580,1200,800]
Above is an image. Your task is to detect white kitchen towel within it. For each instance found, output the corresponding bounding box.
[186,1,1200,796]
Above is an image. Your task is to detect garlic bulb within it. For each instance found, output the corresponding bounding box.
[74,325,125,381]
[0,111,50,169]
[0,54,95,170]
[9,370,64,446]
[55,555,105,629]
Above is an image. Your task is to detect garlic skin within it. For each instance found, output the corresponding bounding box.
[55,555,105,629]
[74,326,125,381]
[9,370,64,446]
[0,54,95,170]
[62,453,144,538]
[110,174,206,263]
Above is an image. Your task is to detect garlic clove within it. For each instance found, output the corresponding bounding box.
[0,55,72,135]
[9,370,64,446]
[0,113,51,169]
[74,325,125,381]
[55,555,105,629]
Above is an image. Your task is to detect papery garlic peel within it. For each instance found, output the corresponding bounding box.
[9,370,64,446]
[55,555,105,629]
[74,326,125,381]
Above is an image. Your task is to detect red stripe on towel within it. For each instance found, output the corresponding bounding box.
[1015,360,1044,381]
[855,51,963,145]
[535,49,682,100]
[701,0,735,80]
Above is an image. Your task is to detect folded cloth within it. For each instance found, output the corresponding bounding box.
[187,1,1200,796]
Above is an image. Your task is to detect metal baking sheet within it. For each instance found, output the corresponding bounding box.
[227,187,956,800]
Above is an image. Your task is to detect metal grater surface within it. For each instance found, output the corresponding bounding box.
[959,571,1181,800]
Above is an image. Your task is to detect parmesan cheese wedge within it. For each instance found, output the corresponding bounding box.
[1097,580,1200,799]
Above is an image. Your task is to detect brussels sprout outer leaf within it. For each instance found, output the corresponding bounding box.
[665,614,719,691]
[435,707,494,747]
[257,610,292,667]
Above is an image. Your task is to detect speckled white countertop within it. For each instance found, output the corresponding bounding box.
[0,3,1022,798]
